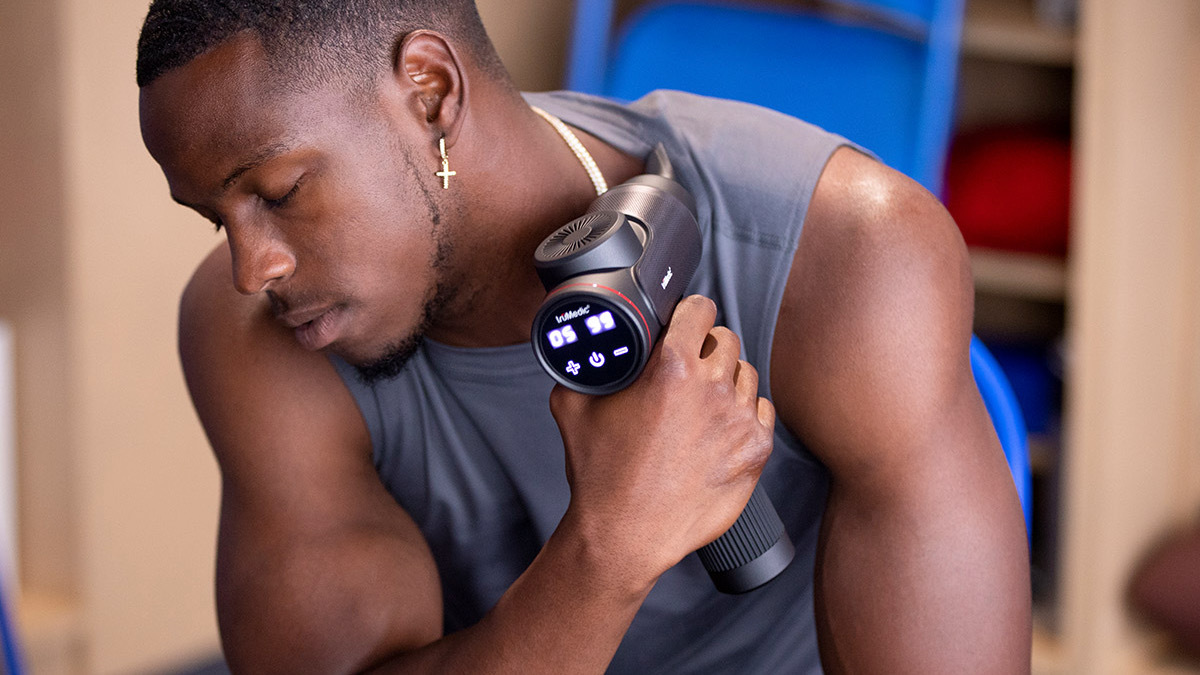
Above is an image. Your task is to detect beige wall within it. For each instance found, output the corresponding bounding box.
[62,0,229,670]
[0,1,575,672]
[1057,1,1200,671]
[2,0,225,670]
[478,0,574,91]
[0,0,74,601]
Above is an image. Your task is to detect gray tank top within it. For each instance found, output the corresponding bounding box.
[332,90,847,673]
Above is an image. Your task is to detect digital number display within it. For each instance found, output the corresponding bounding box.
[546,324,578,349]
[547,311,617,347]
[537,299,641,391]
[585,311,617,335]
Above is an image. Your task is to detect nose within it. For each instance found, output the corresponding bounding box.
[227,224,296,295]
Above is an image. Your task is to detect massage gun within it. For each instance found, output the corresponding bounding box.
[531,145,795,594]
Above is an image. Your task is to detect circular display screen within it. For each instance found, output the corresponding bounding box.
[535,293,645,393]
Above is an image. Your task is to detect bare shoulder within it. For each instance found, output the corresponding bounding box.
[180,243,337,395]
[770,146,976,478]
[179,244,368,471]
[180,245,443,671]
[778,151,1032,673]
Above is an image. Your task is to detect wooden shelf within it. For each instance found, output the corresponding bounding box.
[963,0,1076,66]
[970,248,1068,303]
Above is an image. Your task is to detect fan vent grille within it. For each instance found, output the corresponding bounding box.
[539,213,615,260]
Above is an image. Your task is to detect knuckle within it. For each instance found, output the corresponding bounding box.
[734,363,760,398]
[737,358,759,382]
[738,426,775,472]
[748,446,772,474]
[709,326,739,351]
[708,325,734,340]
[758,395,776,420]
[706,376,736,400]
[648,359,690,392]
[728,438,770,480]
[653,342,693,380]
[756,397,776,429]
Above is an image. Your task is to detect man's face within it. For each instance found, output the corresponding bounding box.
[140,35,454,377]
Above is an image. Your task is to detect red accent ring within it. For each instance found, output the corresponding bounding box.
[546,282,651,340]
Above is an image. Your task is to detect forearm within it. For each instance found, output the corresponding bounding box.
[218,296,772,675]
[367,509,655,674]
[220,511,652,675]
[814,470,1031,673]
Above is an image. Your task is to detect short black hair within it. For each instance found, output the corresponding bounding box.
[136,0,504,89]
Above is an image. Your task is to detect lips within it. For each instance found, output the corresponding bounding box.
[290,305,347,351]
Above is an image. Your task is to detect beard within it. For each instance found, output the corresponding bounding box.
[352,324,424,385]
[353,337,425,384]
[352,276,452,385]
[354,146,457,385]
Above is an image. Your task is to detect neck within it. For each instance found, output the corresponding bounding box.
[426,87,643,348]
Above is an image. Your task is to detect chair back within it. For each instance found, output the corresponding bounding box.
[971,336,1033,538]
[566,0,964,194]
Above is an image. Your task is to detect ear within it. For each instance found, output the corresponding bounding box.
[394,30,468,149]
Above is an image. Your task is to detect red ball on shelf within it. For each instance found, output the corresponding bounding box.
[945,127,1072,257]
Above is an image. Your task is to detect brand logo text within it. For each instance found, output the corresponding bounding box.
[556,304,591,324]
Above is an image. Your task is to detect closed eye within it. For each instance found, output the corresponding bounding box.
[263,179,301,209]
[171,194,225,233]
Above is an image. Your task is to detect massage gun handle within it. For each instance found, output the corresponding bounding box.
[696,483,795,594]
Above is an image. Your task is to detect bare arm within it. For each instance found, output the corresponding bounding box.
[771,148,1032,672]
[182,246,773,674]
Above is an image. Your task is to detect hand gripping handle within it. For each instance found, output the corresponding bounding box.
[696,483,795,594]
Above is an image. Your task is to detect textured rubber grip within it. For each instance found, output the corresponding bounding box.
[696,483,795,594]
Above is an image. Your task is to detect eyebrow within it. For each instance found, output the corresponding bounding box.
[169,141,297,209]
[221,142,294,191]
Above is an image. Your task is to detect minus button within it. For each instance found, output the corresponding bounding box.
[613,346,630,357]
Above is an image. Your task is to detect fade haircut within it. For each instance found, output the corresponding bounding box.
[136,0,505,89]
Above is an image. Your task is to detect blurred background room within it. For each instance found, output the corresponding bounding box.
[1,0,1198,672]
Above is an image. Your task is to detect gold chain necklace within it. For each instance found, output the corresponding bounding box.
[530,105,608,196]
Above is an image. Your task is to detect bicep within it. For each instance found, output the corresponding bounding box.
[180,248,442,674]
[770,147,1019,524]
[769,148,1030,671]
[771,147,979,479]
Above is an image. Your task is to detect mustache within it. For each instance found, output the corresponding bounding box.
[266,291,289,318]
[267,290,326,319]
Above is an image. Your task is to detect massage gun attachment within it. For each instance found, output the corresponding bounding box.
[531,144,795,593]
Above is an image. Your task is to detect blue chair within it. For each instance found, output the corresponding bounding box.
[971,336,1033,538]
[566,0,964,195]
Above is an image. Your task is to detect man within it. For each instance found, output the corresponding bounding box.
[137,0,1031,672]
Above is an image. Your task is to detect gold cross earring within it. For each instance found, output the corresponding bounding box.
[436,135,456,189]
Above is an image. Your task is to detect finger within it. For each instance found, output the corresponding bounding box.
[700,324,740,358]
[756,396,776,430]
[701,327,742,382]
[661,295,718,358]
[699,332,719,359]
[734,359,760,403]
